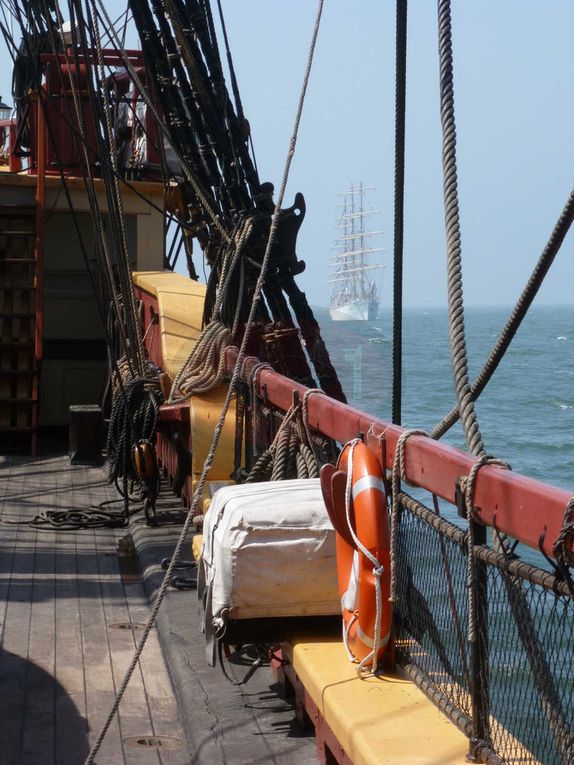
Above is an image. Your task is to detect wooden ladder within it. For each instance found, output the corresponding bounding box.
[0,212,40,454]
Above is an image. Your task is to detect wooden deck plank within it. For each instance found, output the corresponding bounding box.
[0,455,189,765]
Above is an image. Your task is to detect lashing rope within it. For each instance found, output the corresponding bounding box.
[342,439,385,675]
[390,428,428,604]
[460,455,509,644]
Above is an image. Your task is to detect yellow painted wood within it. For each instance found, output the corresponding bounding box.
[189,384,239,494]
[132,271,207,379]
[192,535,203,561]
[286,636,469,765]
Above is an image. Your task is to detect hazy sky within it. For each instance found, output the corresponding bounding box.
[1,1,572,307]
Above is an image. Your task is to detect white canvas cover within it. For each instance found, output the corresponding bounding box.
[200,479,340,623]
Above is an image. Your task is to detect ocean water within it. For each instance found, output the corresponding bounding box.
[318,304,574,493]
[319,306,573,761]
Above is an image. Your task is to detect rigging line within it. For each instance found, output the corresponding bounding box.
[432,185,574,441]
[119,2,130,49]
[96,0,231,243]
[437,0,484,457]
[215,0,245,132]
[215,0,260,187]
[162,0,252,213]
[185,0,260,200]
[74,0,147,375]
[0,18,17,60]
[60,0,134,370]
[391,0,407,426]
[7,1,136,412]
[89,0,145,373]
[84,1,326,760]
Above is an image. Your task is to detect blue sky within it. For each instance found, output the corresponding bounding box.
[1,1,572,307]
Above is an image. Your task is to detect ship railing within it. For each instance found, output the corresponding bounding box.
[220,347,574,765]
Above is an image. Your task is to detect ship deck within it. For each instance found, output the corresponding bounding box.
[0,451,317,765]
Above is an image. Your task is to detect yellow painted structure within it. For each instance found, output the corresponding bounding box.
[285,636,469,765]
[189,384,240,493]
[133,271,238,496]
[192,534,203,561]
[132,271,207,379]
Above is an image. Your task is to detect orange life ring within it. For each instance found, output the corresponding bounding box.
[321,440,392,667]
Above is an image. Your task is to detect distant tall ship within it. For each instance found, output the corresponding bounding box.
[328,183,385,321]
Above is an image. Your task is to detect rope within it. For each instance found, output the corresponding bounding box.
[437,0,484,457]
[432,186,574,440]
[342,440,385,675]
[390,429,428,603]
[168,218,254,402]
[84,3,325,760]
[244,399,319,483]
[553,497,574,575]
[301,387,324,455]
[391,0,408,426]
[248,361,273,464]
[461,455,509,643]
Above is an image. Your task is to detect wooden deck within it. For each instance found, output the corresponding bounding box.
[0,453,318,765]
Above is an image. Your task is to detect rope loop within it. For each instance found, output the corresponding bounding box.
[301,387,324,454]
[461,454,511,522]
[461,454,510,644]
[553,497,574,572]
[389,429,429,604]
[343,440,386,675]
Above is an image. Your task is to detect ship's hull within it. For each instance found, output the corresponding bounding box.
[329,298,378,321]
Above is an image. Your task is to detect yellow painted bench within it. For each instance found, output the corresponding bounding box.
[284,635,469,765]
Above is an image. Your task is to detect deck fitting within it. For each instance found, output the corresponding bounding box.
[124,736,183,749]
[108,622,146,631]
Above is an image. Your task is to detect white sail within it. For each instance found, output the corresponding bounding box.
[328,183,384,322]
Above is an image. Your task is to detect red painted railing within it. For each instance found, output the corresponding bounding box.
[225,348,572,561]
[135,277,572,562]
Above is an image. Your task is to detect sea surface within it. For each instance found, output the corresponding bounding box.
[318,304,573,494]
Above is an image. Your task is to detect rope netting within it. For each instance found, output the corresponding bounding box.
[394,490,574,765]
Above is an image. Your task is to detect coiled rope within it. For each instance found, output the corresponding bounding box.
[84,3,325,760]
[244,397,319,483]
[437,0,484,457]
[168,217,254,402]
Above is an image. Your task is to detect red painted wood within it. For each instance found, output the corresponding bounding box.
[134,287,162,367]
[227,348,572,559]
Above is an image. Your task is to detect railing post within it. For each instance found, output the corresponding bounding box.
[468,521,490,760]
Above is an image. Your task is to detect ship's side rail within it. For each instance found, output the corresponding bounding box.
[137,263,574,765]
[225,349,574,765]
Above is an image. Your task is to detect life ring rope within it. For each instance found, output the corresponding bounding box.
[343,439,387,675]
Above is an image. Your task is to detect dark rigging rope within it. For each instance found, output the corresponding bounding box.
[391,0,407,426]
[432,185,574,440]
[437,0,484,457]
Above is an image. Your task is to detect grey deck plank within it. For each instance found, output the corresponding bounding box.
[0,452,318,765]
[0,455,190,765]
